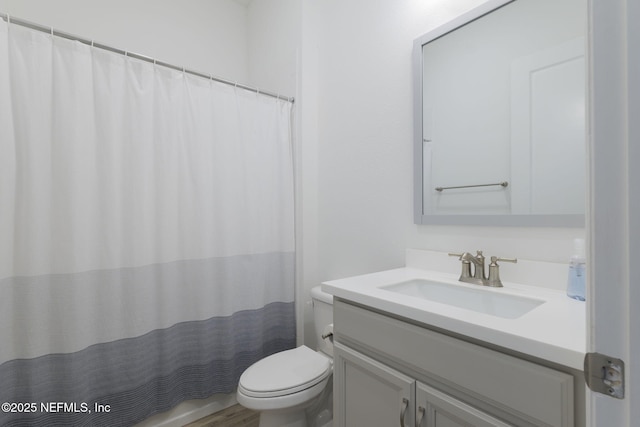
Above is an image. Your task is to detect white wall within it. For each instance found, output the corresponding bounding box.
[0,0,249,82]
[246,0,299,96]
[310,0,585,286]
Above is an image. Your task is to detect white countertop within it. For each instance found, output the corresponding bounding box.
[322,266,586,370]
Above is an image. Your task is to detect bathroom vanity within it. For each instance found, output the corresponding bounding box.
[323,250,586,427]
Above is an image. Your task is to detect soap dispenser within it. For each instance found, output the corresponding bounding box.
[566,238,586,301]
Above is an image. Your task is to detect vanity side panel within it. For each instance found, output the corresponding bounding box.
[334,299,574,427]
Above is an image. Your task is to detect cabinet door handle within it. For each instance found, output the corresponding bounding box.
[400,397,409,427]
[416,406,425,427]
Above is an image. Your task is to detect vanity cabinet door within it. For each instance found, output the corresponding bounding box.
[334,342,415,427]
[416,383,513,427]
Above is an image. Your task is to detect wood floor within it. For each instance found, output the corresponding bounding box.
[183,404,259,427]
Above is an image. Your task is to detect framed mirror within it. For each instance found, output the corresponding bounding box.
[413,0,586,227]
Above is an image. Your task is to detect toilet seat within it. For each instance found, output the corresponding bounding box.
[238,346,332,398]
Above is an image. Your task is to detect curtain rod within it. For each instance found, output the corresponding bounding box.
[0,12,294,103]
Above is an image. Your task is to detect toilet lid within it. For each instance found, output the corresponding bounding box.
[239,346,332,398]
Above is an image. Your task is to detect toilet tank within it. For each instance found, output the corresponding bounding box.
[310,286,334,357]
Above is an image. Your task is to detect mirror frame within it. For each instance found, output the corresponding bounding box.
[413,0,585,227]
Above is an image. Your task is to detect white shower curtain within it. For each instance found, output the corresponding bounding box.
[0,19,295,426]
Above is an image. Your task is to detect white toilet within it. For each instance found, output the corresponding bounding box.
[237,286,334,427]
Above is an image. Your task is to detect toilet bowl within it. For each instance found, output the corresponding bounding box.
[237,286,334,427]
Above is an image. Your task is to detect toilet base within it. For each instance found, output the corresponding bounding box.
[259,408,307,427]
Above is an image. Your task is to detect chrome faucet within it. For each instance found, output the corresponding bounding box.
[448,251,517,287]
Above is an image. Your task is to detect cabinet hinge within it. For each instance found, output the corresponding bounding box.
[584,352,625,399]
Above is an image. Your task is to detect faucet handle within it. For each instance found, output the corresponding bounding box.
[491,256,517,264]
[487,256,518,287]
[448,253,472,279]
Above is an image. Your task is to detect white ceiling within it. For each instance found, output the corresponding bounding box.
[233,0,253,6]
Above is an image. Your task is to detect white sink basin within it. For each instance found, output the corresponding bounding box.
[381,279,544,319]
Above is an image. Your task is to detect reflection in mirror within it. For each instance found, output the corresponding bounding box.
[414,0,586,226]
